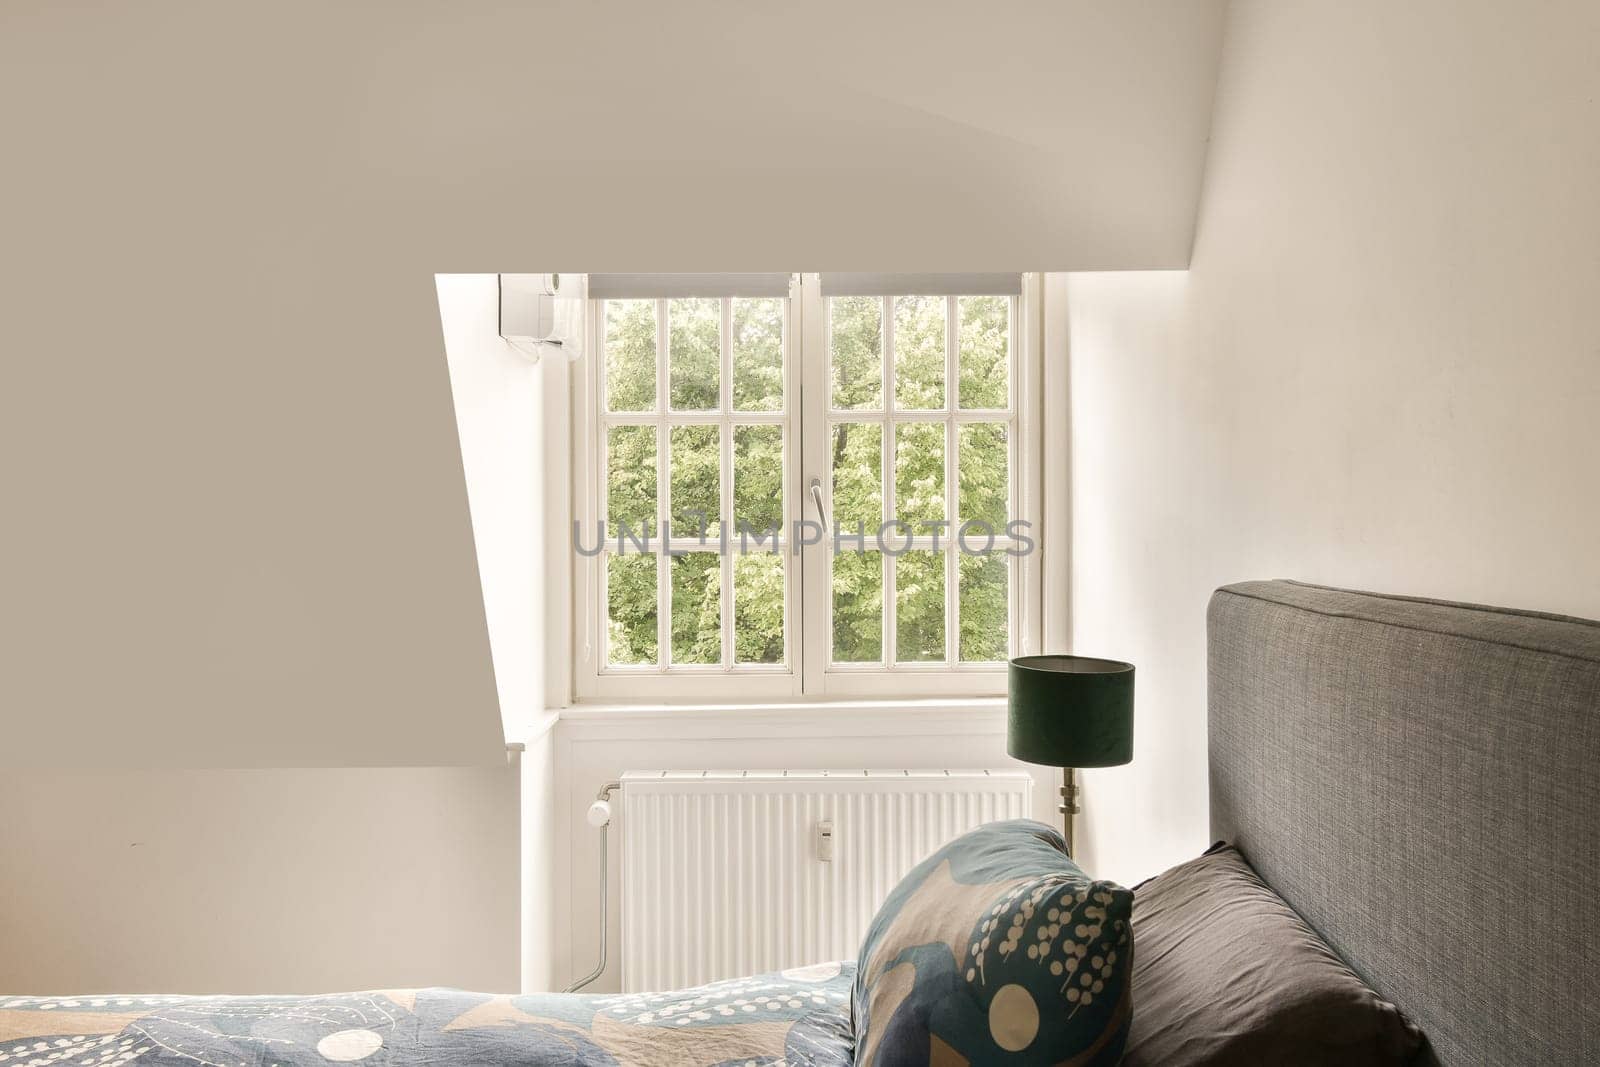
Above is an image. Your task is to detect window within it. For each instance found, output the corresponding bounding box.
[574,274,1041,700]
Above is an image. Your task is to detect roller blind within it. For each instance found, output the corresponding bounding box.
[588,274,1023,298]
[818,273,1021,296]
[587,273,793,299]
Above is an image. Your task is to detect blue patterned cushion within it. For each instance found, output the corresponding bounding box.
[853,819,1134,1065]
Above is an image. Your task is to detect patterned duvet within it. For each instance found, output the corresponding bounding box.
[0,962,855,1066]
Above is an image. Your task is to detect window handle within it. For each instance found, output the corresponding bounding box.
[809,477,830,531]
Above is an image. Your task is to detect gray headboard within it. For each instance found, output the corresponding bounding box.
[1208,579,1599,1065]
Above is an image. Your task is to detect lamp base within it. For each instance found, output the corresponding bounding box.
[1059,766,1080,857]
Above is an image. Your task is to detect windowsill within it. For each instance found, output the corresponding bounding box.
[553,696,1009,741]
[559,695,1005,719]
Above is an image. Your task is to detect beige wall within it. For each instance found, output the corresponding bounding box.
[0,1,1224,992]
[0,281,555,998]
[16,0,1595,990]
[0,0,1223,769]
[0,766,519,994]
[1064,0,1600,885]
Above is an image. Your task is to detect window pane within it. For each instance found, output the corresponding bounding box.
[831,549,883,663]
[958,551,1008,662]
[733,425,783,542]
[669,298,720,411]
[893,295,946,410]
[669,425,720,542]
[607,425,657,540]
[732,297,784,412]
[605,299,657,412]
[895,550,946,662]
[733,553,784,665]
[957,423,1008,532]
[894,422,945,530]
[831,422,882,536]
[958,296,1009,409]
[606,553,658,665]
[829,296,882,410]
[670,552,721,665]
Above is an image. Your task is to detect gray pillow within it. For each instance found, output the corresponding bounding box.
[1122,845,1425,1066]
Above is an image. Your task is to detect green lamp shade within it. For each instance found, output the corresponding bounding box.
[1007,655,1135,768]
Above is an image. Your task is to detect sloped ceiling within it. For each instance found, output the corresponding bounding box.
[0,1,1224,767]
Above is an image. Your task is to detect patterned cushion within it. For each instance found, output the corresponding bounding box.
[853,819,1134,1065]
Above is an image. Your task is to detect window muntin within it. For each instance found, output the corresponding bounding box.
[821,293,1018,673]
[578,276,1036,701]
[598,296,791,675]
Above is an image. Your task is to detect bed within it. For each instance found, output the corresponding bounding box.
[6,579,1595,1064]
[0,963,855,1066]
[1205,579,1600,1063]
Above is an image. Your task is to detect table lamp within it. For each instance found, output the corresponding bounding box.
[1007,655,1134,857]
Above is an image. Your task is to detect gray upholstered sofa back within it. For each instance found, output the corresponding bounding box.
[1208,580,1600,1065]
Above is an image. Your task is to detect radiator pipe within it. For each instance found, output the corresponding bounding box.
[564,780,621,993]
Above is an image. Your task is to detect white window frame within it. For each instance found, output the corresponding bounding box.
[571,274,1042,703]
[573,285,804,701]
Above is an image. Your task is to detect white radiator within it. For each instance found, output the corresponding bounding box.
[618,769,1032,992]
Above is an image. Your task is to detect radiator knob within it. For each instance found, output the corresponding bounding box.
[587,799,613,828]
[817,820,835,862]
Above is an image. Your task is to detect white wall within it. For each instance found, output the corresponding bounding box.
[437,274,547,743]
[0,766,519,994]
[541,277,1072,989]
[436,274,568,991]
[1064,0,1600,886]
[520,723,561,993]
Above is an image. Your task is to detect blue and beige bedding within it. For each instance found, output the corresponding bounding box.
[0,962,855,1066]
[1,820,1138,1066]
